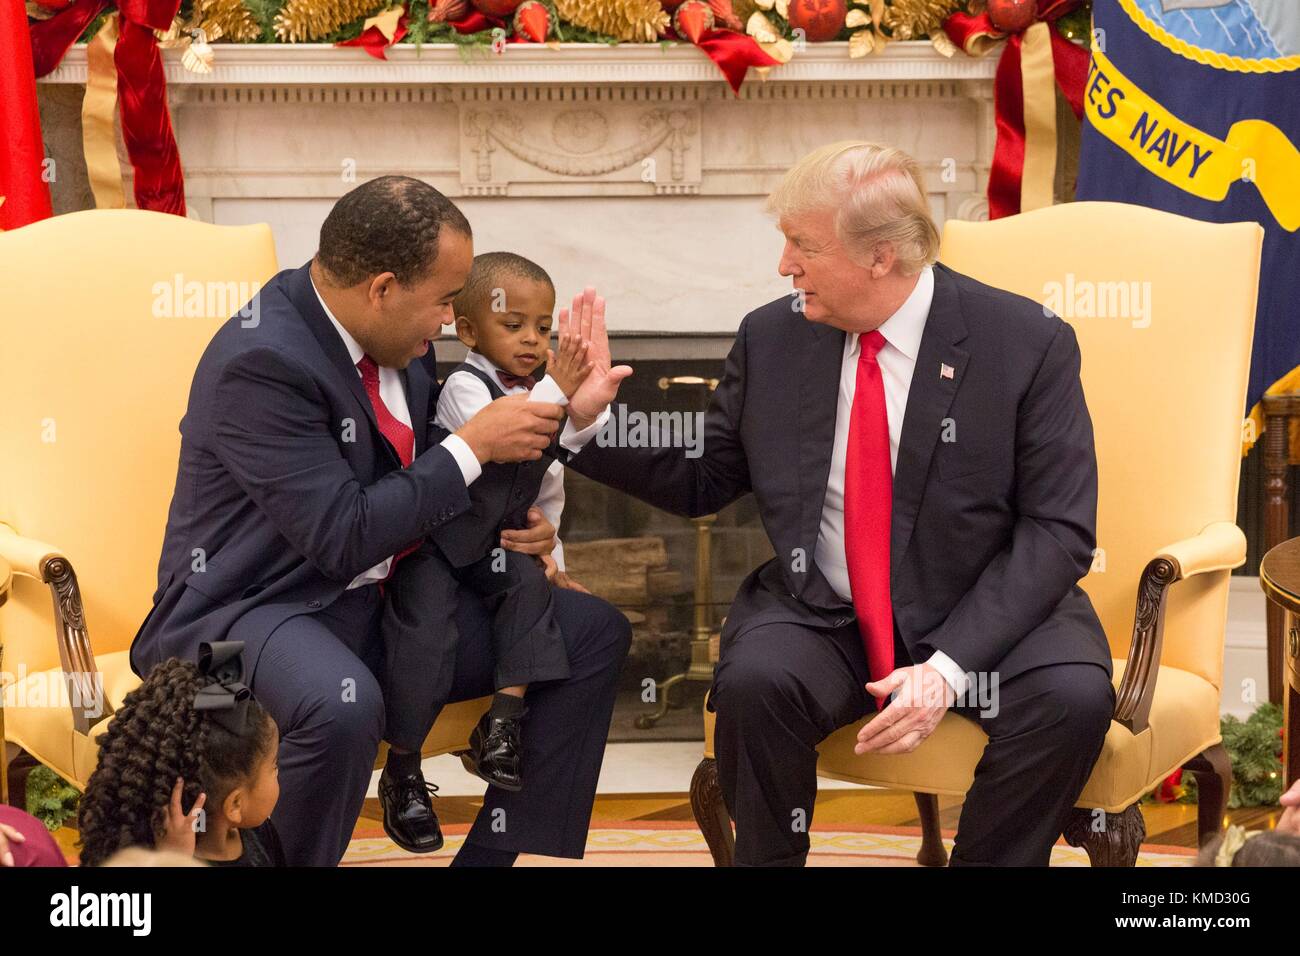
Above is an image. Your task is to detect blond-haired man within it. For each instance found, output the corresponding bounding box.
[562,141,1114,866]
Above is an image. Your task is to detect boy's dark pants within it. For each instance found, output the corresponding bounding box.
[380,542,571,753]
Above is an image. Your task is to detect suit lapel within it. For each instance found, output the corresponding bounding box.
[889,264,969,584]
[797,320,846,595]
[287,263,400,468]
[401,355,432,456]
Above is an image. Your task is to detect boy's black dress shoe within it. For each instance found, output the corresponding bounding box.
[378,769,444,853]
[459,709,525,792]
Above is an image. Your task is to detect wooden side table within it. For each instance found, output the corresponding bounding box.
[1260,537,1300,791]
[1263,393,1300,705]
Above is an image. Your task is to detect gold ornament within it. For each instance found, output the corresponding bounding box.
[553,0,668,41]
[183,33,217,72]
[194,0,262,42]
[275,0,390,41]
[746,9,792,61]
[880,0,953,41]
[158,20,223,73]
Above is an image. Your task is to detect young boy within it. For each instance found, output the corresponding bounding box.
[376,252,591,854]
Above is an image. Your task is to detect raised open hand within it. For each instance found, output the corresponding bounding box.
[560,286,632,427]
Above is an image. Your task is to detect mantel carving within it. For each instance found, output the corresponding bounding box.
[463,105,699,195]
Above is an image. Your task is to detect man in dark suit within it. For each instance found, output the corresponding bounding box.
[130,176,632,866]
[559,142,1115,866]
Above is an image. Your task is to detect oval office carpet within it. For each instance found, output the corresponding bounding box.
[340,821,1198,867]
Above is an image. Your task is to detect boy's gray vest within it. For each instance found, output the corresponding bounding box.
[429,362,552,568]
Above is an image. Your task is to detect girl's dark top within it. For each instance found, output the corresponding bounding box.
[204,819,286,867]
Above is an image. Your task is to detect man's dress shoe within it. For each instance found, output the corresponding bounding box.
[378,769,444,853]
[460,709,525,792]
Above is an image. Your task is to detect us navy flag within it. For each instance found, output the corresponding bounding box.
[1077,0,1300,440]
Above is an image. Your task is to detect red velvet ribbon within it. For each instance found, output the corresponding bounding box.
[944,0,1087,219]
[2,0,54,229]
[667,27,779,95]
[337,14,410,59]
[28,0,186,215]
[448,10,518,38]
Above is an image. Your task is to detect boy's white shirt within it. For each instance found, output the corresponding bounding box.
[435,350,573,571]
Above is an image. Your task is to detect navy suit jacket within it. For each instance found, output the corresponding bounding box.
[564,263,1112,688]
[130,262,473,681]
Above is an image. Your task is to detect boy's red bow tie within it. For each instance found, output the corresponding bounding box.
[496,371,537,391]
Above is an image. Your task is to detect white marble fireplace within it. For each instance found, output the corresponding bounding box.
[40,41,997,335]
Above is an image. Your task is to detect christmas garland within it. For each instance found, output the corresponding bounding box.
[1148,703,1286,809]
[21,0,1092,221]
[63,0,1091,64]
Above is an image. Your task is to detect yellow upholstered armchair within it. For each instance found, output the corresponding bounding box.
[0,210,280,796]
[0,210,488,804]
[692,201,1263,866]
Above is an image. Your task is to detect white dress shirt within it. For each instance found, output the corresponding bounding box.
[810,265,968,698]
[434,350,573,570]
[311,277,482,589]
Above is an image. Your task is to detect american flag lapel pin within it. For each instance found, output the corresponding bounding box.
[940,363,955,380]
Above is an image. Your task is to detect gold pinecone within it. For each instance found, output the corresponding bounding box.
[275,0,390,41]
[881,0,956,40]
[193,0,262,41]
[554,0,669,41]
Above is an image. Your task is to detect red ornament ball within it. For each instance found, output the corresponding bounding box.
[986,0,1037,34]
[472,0,524,18]
[785,0,846,43]
[660,0,688,10]
[513,0,551,41]
[672,0,714,43]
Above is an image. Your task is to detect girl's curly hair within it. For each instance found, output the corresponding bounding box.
[76,657,276,867]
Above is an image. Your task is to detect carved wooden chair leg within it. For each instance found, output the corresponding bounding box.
[1182,742,1232,847]
[690,757,734,866]
[913,791,948,866]
[1062,803,1145,866]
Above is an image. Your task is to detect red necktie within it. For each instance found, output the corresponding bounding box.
[842,330,894,710]
[496,370,537,391]
[357,355,418,574]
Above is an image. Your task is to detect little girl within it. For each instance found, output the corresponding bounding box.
[77,641,284,867]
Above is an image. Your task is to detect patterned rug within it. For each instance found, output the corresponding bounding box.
[341,821,1198,866]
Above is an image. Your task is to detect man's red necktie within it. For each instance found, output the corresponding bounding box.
[357,355,418,575]
[842,330,894,710]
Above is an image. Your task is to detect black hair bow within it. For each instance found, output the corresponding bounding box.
[193,641,252,734]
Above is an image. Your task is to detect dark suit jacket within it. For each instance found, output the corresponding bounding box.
[564,262,1111,688]
[130,262,474,681]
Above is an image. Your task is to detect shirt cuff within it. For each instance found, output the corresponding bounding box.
[559,404,611,453]
[440,433,481,486]
[925,650,969,700]
[530,375,569,406]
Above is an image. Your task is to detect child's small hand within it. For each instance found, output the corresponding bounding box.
[545,324,592,398]
[0,822,25,867]
[157,777,205,857]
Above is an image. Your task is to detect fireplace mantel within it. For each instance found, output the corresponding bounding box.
[40,41,999,86]
[36,42,998,332]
